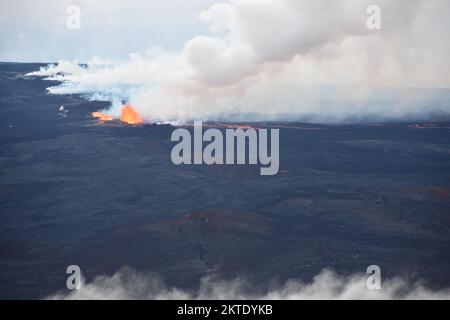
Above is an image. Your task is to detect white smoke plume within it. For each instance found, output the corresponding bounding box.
[48,267,450,300]
[27,0,450,124]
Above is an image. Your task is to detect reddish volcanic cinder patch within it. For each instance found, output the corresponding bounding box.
[199,123,259,130]
[186,210,222,220]
[401,186,450,202]
[133,210,271,240]
[222,124,256,130]
[182,123,263,130]
[120,104,143,125]
[431,187,450,201]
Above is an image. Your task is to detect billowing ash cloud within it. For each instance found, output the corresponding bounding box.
[48,267,450,300]
[28,0,450,124]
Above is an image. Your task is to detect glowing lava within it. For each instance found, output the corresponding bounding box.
[92,112,113,121]
[120,104,143,125]
[92,104,143,125]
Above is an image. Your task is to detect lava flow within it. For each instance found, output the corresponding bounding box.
[92,104,143,125]
[120,104,143,125]
[92,112,113,121]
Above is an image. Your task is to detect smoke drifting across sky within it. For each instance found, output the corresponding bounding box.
[26,0,450,124]
[48,267,450,300]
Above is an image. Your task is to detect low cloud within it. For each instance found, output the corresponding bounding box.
[48,267,450,300]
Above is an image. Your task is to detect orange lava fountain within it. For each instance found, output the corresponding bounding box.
[91,104,143,125]
[120,104,143,125]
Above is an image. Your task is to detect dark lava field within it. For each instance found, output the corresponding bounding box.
[1,63,450,299]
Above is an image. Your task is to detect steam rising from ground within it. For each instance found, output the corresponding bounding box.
[28,0,450,124]
[48,267,450,300]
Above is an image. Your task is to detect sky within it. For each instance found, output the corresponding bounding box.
[5,0,450,123]
[0,0,218,62]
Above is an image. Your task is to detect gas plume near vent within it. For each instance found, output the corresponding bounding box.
[25,0,450,124]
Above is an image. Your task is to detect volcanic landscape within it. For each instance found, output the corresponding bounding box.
[1,63,450,298]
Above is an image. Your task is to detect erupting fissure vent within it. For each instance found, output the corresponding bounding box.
[120,104,143,125]
[92,104,143,125]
